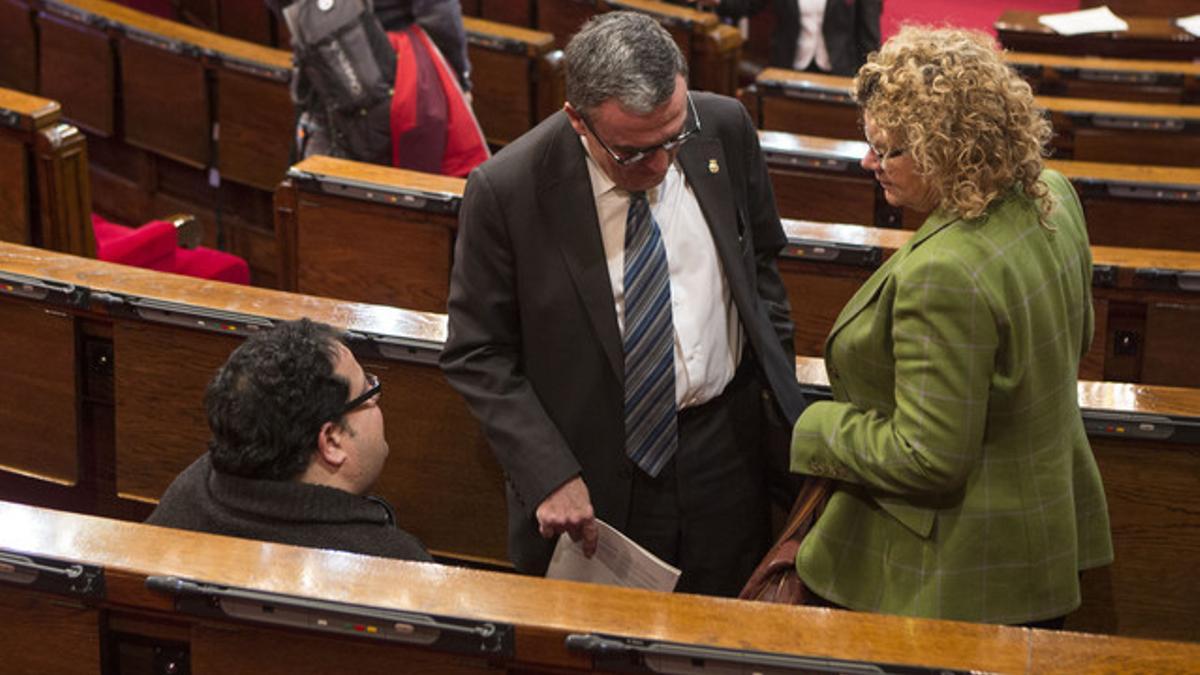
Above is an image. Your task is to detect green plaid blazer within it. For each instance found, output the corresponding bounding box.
[791,170,1113,624]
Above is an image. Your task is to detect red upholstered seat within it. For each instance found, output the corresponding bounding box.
[91,214,251,285]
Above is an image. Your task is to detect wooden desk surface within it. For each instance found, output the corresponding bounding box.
[462,15,554,56]
[291,155,467,198]
[757,68,1200,121]
[606,0,718,31]
[57,0,290,70]
[6,500,1200,673]
[0,241,445,342]
[0,87,60,129]
[1005,50,1200,77]
[996,9,1195,42]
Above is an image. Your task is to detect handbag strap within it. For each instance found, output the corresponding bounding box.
[775,476,833,543]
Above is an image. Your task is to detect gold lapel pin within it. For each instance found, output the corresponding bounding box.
[708,159,720,174]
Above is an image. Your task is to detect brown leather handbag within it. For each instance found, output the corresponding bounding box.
[738,476,833,603]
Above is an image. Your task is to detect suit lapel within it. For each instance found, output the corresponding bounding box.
[677,137,752,299]
[824,209,961,348]
[538,118,624,382]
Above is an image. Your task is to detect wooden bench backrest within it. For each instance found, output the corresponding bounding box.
[753,68,1200,168]
[995,9,1200,61]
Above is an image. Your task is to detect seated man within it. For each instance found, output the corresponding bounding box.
[147,318,431,562]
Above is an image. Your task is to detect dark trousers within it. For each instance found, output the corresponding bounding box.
[623,360,772,597]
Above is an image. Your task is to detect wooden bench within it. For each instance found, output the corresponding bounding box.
[3,240,1200,641]
[6,501,1199,673]
[0,87,91,256]
[1,0,293,286]
[780,219,1200,389]
[471,0,741,97]
[759,131,1200,252]
[753,68,1200,168]
[0,240,506,567]
[461,17,564,146]
[1005,51,1200,105]
[275,155,463,311]
[996,9,1200,62]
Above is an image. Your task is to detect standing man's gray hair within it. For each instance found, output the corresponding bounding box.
[564,11,688,116]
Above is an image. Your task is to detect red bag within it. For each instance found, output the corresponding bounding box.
[738,477,833,603]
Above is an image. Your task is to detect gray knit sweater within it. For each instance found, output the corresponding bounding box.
[147,453,432,563]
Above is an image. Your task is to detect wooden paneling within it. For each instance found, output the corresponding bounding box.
[0,299,78,485]
[367,357,506,563]
[768,167,877,225]
[777,260,864,357]
[118,37,211,168]
[113,320,236,502]
[295,192,454,312]
[478,0,533,27]
[1073,433,1200,641]
[216,0,272,45]
[466,47,536,147]
[1077,193,1200,252]
[1142,304,1200,387]
[0,0,38,93]
[537,0,597,50]
[1071,126,1200,169]
[0,135,29,245]
[1082,0,1198,18]
[215,67,293,191]
[0,587,101,675]
[37,13,115,137]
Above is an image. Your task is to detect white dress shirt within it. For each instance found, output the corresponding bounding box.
[793,0,832,72]
[581,147,742,410]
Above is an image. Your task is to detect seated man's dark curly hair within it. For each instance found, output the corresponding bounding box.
[205,318,351,480]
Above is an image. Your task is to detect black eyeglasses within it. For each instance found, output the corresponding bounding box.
[338,372,381,418]
[580,92,700,167]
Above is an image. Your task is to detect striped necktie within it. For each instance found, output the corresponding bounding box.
[623,191,678,477]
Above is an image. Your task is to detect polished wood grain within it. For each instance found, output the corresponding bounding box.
[536,0,598,50]
[0,136,29,245]
[0,586,101,675]
[757,68,1200,167]
[1005,51,1200,105]
[215,68,293,191]
[0,0,37,93]
[36,12,115,137]
[7,501,1200,672]
[0,298,78,485]
[113,320,236,503]
[0,87,60,126]
[476,0,534,28]
[63,0,291,70]
[118,37,211,169]
[1081,0,1199,18]
[996,10,1199,61]
[34,122,94,258]
[0,242,447,341]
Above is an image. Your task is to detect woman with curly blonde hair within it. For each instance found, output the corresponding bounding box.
[788,26,1113,626]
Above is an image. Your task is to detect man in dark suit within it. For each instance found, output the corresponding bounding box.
[440,11,805,596]
[707,0,881,76]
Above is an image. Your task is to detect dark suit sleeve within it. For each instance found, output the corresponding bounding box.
[855,0,882,70]
[439,169,581,516]
[738,103,796,360]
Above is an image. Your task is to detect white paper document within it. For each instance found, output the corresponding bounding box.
[545,519,681,592]
[1038,6,1129,36]
[1178,15,1200,38]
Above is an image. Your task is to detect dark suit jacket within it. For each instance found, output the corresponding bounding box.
[440,92,805,573]
[720,0,881,76]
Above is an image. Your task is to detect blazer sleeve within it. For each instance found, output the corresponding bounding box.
[440,169,582,515]
[791,252,998,497]
[739,102,796,359]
